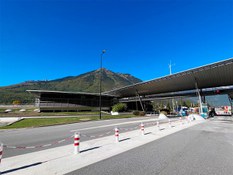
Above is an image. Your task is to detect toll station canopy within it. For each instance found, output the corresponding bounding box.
[104,58,233,98]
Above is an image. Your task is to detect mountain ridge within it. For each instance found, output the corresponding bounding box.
[0,68,142,104]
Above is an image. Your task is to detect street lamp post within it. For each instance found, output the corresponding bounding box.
[99,50,106,120]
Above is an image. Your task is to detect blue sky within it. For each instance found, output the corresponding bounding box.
[0,0,233,87]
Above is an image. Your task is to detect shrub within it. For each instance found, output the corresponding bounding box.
[133,111,140,116]
[12,100,21,105]
[133,111,145,116]
[139,111,146,116]
[112,103,127,112]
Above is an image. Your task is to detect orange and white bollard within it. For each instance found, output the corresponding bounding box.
[140,123,145,135]
[74,133,80,154]
[156,121,160,131]
[0,143,3,164]
[115,127,119,143]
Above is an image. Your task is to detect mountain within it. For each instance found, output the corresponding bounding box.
[0,68,142,104]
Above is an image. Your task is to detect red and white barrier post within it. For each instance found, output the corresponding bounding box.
[180,117,183,125]
[157,121,160,131]
[74,133,80,154]
[168,119,172,128]
[186,116,189,124]
[115,127,119,143]
[0,143,3,165]
[140,123,145,135]
[189,116,192,122]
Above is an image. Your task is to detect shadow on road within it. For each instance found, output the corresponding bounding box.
[119,138,130,142]
[81,146,101,153]
[1,162,43,174]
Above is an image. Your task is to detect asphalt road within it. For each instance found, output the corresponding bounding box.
[67,116,233,175]
[0,116,168,158]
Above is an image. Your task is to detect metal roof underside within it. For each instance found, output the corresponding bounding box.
[105,58,233,98]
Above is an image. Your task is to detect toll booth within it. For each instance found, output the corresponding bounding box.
[201,103,208,119]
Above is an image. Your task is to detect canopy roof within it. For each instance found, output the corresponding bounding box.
[119,86,233,102]
[105,58,233,98]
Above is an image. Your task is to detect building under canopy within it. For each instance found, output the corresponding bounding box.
[27,90,116,112]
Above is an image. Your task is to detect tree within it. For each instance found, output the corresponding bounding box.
[152,100,170,112]
[112,103,127,112]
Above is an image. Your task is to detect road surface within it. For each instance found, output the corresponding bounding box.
[67,116,233,175]
[1,116,169,158]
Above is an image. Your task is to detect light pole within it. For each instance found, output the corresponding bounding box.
[99,50,106,119]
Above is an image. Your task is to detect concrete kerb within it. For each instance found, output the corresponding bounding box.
[0,119,205,175]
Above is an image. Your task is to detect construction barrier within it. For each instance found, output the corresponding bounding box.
[74,133,80,154]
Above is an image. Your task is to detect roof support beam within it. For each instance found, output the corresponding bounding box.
[136,90,145,112]
[195,79,203,115]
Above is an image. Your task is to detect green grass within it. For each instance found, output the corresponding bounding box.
[0,114,136,129]
[0,118,82,129]
[0,110,99,117]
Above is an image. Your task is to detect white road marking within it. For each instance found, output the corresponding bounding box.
[70,118,159,133]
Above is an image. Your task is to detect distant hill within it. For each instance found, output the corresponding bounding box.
[0,68,142,104]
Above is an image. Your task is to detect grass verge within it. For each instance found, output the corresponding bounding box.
[0,114,136,129]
